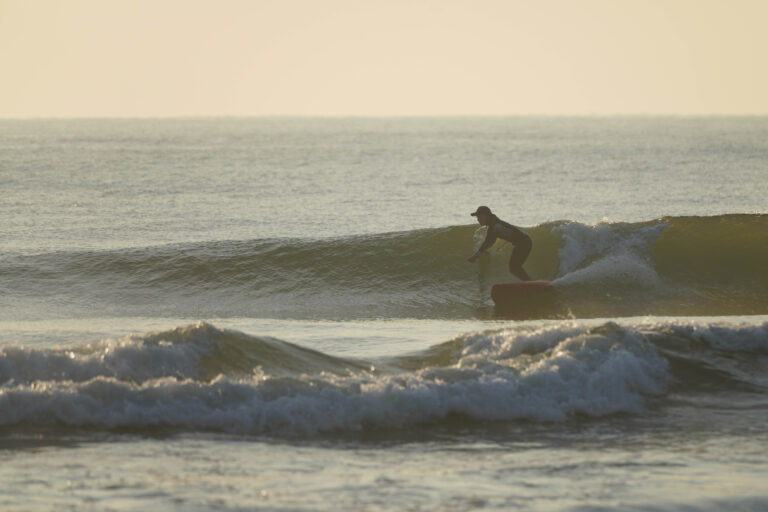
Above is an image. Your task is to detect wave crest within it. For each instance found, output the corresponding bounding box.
[2,214,766,319]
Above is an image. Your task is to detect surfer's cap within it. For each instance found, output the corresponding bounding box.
[471,206,492,217]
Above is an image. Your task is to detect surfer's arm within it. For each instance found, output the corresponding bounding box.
[467,231,496,263]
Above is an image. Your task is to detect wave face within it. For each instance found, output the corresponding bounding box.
[1,214,766,320]
[1,320,766,436]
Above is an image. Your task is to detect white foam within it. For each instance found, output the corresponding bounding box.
[647,320,768,353]
[551,220,667,287]
[0,322,671,435]
[0,322,219,385]
[12,319,763,436]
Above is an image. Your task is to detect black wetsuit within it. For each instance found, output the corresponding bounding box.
[474,215,532,276]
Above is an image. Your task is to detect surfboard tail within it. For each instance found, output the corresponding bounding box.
[491,281,553,304]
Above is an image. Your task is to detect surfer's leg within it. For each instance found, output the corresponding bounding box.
[510,265,531,282]
[509,237,532,281]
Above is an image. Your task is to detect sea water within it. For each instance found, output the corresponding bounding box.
[1,117,767,511]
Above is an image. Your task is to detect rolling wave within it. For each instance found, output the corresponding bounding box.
[1,214,766,319]
[1,320,766,436]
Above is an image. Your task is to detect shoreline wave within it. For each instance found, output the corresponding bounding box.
[1,319,766,436]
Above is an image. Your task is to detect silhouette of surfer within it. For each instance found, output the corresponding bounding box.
[467,206,532,281]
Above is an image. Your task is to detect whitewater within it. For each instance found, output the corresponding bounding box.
[1,117,767,511]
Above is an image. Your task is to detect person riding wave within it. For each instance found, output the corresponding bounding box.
[467,206,532,281]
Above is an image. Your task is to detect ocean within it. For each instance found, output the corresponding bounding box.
[1,117,767,511]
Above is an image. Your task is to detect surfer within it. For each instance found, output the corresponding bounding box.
[467,206,532,281]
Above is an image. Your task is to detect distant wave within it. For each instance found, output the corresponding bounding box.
[1,320,766,436]
[1,214,766,320]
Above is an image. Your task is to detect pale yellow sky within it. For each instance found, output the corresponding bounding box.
[1,0,766,117]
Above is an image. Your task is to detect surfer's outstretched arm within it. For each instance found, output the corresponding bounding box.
[468,231,496,263]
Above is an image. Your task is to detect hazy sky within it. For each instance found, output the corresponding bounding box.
[1,0,767,117]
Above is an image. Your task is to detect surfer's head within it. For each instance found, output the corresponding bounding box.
[471,206,492,226]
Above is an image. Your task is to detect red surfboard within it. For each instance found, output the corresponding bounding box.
[491,281,553,305]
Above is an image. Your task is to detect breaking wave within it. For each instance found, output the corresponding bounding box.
[1,320,766,436]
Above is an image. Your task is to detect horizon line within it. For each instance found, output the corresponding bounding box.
[2,113,768,121]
